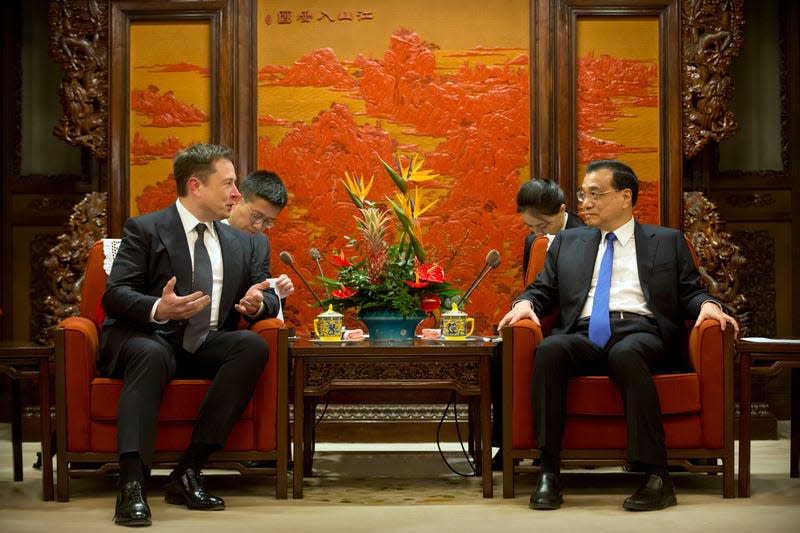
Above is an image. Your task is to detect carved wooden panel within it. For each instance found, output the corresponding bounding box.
[37,192,107,344]
[683,191,751,336]
[730,230,775,337]
[681,0,745,159]
[306,361,480,391]
[48,0,109,159]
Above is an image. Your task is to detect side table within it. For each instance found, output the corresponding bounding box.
[0,341,54,501]
[736,337,800,497]
[290,337,495,499]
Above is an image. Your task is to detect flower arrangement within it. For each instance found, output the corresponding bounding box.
[319,153,461,318]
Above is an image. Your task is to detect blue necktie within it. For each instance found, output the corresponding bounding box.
[182,223,212,353]
[588,232,617,349]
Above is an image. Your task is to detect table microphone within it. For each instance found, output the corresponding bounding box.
[456,249,501,307]
[309,247,329,297]
[279,251,325,308]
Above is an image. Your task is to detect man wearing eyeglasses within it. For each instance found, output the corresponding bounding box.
[225,170,294,305]
[498,159,738,512]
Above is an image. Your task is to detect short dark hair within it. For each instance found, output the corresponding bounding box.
[585,159,639,206]
[515,179,565,216]
[241,170,288,208]
[173,144,234,196]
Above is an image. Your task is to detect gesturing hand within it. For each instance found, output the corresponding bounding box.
[235,279,272,316]
[154,276,211,322]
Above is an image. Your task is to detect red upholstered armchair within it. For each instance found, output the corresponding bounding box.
[53,239,289,501]
[502,235,735,498]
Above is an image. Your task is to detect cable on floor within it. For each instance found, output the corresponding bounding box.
[435,391,477,476]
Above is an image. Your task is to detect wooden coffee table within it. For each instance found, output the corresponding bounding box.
[290,336,496,499]
[736,337,800,497]
[0,341,54,501]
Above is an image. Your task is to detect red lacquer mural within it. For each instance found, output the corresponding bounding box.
[127,21,211,216]
[258,28,530,335]
[576,18,660,225]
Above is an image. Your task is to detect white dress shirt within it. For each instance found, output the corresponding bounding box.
[150,200,224,326]
[579,217,653,319]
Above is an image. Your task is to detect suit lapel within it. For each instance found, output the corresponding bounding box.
[157,205,193,296]
[577,229,601,300]
[634,222,657,303]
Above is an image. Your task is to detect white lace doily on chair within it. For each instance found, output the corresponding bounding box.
[102,238,121,275]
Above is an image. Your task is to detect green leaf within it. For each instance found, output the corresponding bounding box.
[378,154,408,194]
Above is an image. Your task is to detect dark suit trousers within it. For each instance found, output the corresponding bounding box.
[113,329,268,467]
[531,315,668,466]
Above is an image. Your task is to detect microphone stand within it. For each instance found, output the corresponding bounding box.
[309,247,329,297]
[456,250,501,308]
[279,251,326,309]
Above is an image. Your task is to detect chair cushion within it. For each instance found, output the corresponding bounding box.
[90,378,255,420]
[566,373,701,416]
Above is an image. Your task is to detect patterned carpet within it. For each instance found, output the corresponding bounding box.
[299,450,488,504]
[2,431,800,533]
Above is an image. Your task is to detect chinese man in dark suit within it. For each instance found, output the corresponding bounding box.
[498,160,738,511]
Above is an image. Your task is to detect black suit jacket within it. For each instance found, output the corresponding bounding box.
[517,222,713,354]
[521,211,585,282]
[98,204,280,375]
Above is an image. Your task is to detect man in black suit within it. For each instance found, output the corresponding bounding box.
[99,144,281,526]
[498,160,738,511]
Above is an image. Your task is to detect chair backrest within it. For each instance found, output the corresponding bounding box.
[523,235,550,287]
[79,239,120,327]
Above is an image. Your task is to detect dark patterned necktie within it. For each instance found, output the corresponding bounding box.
[182,223,212,353]
[588,232,617,349]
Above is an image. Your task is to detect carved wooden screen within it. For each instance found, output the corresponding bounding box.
[108,0,234,237]
[543,0,682,227]
[254,0,532,334]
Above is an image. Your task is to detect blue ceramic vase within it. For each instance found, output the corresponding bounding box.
[358,310,424,341]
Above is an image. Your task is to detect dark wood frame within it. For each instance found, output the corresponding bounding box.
[790,0,800,338]
[533,0,682,228]
[1,1,23,341]
[108,0,235,237]
[235,0,256,179]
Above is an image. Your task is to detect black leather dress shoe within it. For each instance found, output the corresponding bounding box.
[529,473,563,510]
[623,474,677,511]
[114,480,152,527]
[164,467,225,510]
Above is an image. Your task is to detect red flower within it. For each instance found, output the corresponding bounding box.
[406,272,429,289]
[419,293,441,312]
[332,252,353,268]
[417,262,445,283]
[332,286,357,298]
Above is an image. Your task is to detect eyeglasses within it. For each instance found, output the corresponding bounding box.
[577,189,618,203]
[244,203,276,228]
